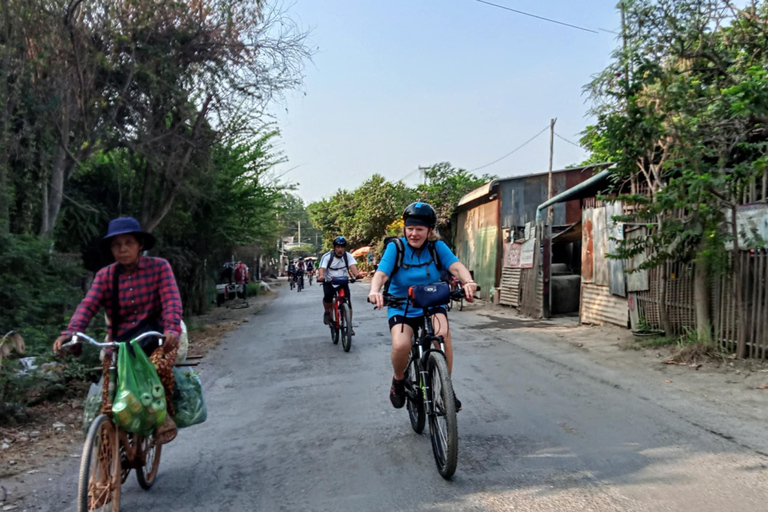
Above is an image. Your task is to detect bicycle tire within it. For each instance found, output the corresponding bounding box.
[427,352,458,479]
[78,414,121,512]
[406,354,425,433]
[340,304,352,352]
[330,310,339,344]
[136,433,162,490]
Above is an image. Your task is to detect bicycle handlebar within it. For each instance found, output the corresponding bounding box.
[61,330,165,349]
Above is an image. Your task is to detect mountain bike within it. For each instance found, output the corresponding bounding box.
[289,274,296,290]
[323,276,355,352]
[308,271,314,286]
[447,275,463,311]
[62,331,166,512]
[375,286,477,479]
[297,272,304,292]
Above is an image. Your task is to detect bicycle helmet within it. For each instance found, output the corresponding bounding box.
[403,202,437,229]
[333,236,347,247]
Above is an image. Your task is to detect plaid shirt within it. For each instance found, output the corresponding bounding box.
[64,256,183,339]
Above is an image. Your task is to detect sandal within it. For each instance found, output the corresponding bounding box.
[155,415,178,445]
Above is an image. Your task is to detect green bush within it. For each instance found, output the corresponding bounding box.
[246,282,259,297]
[0,234,85,355]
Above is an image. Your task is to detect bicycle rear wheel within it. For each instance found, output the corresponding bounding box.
[136,433,162,490]
[406,354,425,433]
[78,414,121,512]
[427,352,458,479]
[340,304,352,352]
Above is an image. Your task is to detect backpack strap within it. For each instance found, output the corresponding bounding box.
[111,264,122,342]
[324,251,349,272]
[383,238,405,294]
[428,241,442,271]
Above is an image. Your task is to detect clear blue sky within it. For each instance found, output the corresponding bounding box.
[270,0,623,203]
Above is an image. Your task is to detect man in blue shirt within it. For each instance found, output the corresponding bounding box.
[368,202,477,411]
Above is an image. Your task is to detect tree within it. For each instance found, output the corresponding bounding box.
[583,0,768,351]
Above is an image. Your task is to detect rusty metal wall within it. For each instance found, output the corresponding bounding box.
[455,200,499,300]
[499,174,565,228]
[580,283,629,327]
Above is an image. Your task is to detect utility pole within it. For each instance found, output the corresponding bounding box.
[419,165,430,185]
[543,117,557,319]
[298,220,301,246]
[547,118,557,218]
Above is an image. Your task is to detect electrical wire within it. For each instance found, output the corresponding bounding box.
[554,132,584,149]
[475,0,599,34]
[470,125,550,172]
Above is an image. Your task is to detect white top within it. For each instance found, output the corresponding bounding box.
[320,251,357,285]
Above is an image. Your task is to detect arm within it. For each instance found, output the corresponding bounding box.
[317,267,326,282]
[367,270,389,309]
[349,264,361,279]
[54,268,109,354]
[158,260,183,351]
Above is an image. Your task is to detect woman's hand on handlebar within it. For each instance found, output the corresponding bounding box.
[163,332,180,354]
[368,291,384,310]
[463,281,478,302]
[53,334,80,357]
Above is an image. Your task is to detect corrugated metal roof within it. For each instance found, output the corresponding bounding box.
[457,162,613,210]
[457,182,494,207]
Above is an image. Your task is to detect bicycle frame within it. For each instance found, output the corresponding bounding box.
[332,286,348,328]
[408,308,447,417]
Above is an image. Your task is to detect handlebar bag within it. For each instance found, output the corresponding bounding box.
[408,282,451,309]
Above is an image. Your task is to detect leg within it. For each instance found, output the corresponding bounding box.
[431,312,452,374]
[322,283,334,323]
[390,321,415,380]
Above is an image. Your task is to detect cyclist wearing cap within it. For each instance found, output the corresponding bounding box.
[368,202,477,411]
[318,236,362,335]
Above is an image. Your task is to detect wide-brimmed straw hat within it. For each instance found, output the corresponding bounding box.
[101,217,155,251]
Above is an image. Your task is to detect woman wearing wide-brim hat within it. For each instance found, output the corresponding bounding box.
[53,216,183,443]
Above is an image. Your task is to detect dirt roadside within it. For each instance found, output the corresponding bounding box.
[0,283,282,485]
[464,301,768,427]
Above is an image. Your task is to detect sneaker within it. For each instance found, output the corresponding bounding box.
[350,328,356,336]
[389,377,406,409]
[323,313,331,325]
[454,393,462,413]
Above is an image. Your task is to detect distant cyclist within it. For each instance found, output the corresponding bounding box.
[318,236,361,335]
[368,202,477,411]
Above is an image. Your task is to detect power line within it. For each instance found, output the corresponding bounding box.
[554,132,584,149]
[470,125,550,172]
[395,167,421,183]
[475,0,599,34]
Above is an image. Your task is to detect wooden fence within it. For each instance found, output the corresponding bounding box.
[634,250,768,357]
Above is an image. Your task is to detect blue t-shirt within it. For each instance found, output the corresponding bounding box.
[378,238,460,318]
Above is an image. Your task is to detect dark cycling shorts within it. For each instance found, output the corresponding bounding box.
[388,307,448,333]
[323,281,351,308]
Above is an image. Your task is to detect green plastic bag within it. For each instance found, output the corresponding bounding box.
[172,367,207,428]
[112,340,167,436]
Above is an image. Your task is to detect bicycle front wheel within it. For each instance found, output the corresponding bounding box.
[136,433,162,490]
[406,354,425,433]
[427,352,458,479]
[340,304,352,352]
[78,414,121,512]
[330,310,339,344]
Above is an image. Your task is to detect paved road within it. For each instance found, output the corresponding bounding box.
[22,281,768,511]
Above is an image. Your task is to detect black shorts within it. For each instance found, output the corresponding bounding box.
[323,281,351,307]
[388,307,448,333]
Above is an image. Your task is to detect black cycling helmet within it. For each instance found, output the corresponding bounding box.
[403,202,437,229]
[333,236,347,247]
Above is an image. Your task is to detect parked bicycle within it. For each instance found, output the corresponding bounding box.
[326,276,354,352]
[62,331,166,512]
[372,286,477,479]
[447,275,464,311]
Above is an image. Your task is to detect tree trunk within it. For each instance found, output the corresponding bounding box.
[40,102,72,237]
[0,0,11,234]
[694,238,711,343]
